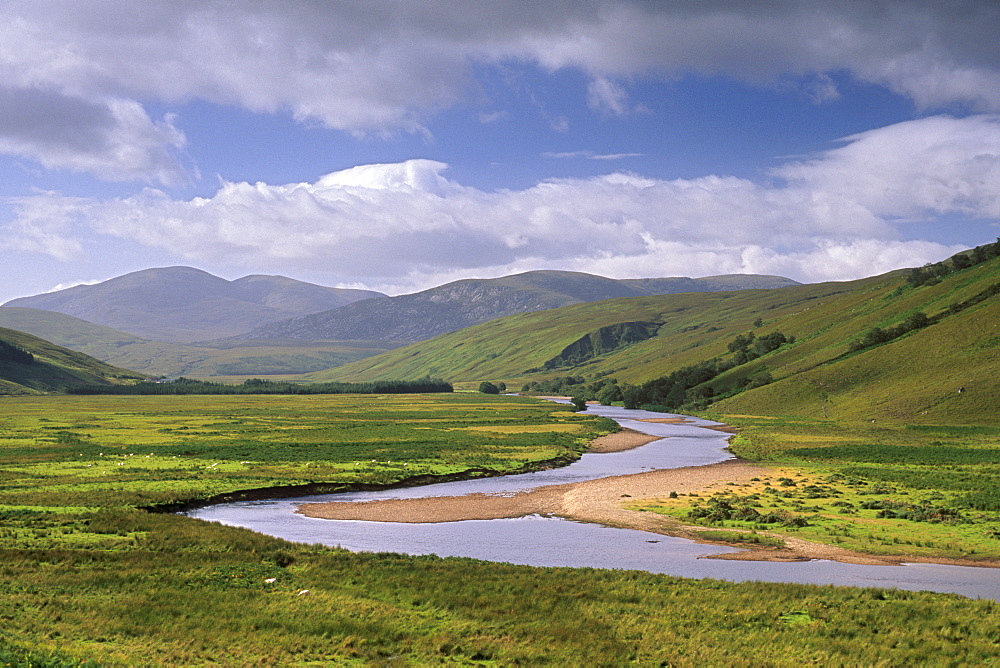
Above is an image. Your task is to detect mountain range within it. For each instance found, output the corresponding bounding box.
[3,267,384,343]
[0,268,798,378]
[237,271,800,342]
[0,307,401,378]
[2,247,997,419]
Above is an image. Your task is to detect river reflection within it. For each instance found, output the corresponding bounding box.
[186,403,1000,600]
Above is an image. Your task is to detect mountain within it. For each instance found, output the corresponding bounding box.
[0,326,143,394]
[316,249,1000,426]
[238,271,800,343]
[3,267,385,343]
[0,307,400,378]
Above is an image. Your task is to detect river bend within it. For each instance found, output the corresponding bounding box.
[186,403,1000,600]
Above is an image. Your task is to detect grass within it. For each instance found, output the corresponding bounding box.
[635,415,1000,561]
[0,393,609,509]
[3,393,1000,664]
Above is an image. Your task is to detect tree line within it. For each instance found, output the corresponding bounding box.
[68,377,454,395]
[848,312,931,353]
[0,340,34,365]
[907,238,1000,287]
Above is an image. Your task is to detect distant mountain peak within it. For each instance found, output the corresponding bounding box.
[4,267,385,343]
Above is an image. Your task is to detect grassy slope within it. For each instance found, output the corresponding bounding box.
[0,307,398,378]
[310,280,864,383]
[710,257,999,424]
[0,326,144,394]
[320,256,1000,425]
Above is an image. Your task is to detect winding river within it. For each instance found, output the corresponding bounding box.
[186,403,1000,600]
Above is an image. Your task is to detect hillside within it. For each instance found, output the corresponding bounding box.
[0,307,400,378]
[319,251,1000,426]
[0,326,143,395]
[239,270,799,342]
[3,267,385,343]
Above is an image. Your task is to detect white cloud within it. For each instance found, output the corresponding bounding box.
[7,116,995,287]
[478,111,508,124]
[543,151,643,160]
[587,77,630,115]
[549,116,570,132]
[591,152,643,161]
[1,0,999,185]
[773,115,1000,220]
[1,192,90,260]
[801,73,840,104]
[0,88,188,184]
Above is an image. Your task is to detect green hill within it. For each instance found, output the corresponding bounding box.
[0,327,144,395]
[318,249,1000,426]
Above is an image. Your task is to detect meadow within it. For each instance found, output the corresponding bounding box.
[636,416,1000,562]
[2,393,999,665]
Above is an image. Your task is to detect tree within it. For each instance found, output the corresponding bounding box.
[478,381,500,394]
[596,383,623,405]
[621,384,642,410]
[570,396,588,411]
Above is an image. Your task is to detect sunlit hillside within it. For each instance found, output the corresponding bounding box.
[0,326,143,394]
[318,251,1000,425]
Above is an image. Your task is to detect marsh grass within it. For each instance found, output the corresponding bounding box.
[4,516,1000,666]
[641,415,1000,560]
[0,393,607,511]
[2,394,999,664]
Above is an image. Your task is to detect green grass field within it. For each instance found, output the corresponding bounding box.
[1,393,999,665]
[0,393,610,510]
[633,415,1000,562]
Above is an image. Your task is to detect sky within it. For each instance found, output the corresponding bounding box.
[2,0,1000,304]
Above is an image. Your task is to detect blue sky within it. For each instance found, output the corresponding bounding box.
[2,1,1000,303]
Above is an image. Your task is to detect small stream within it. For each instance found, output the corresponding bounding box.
[186,403,1000,600]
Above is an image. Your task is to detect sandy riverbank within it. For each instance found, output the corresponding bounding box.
[586,427,662,452]
[296,427,998,568]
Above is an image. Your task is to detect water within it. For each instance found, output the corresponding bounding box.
[186,403,1000,600]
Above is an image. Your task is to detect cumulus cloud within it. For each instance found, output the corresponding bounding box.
[1,0,1000,184]
[0,87,188,184]
[773,115,1000,220]
[7,115,994,287]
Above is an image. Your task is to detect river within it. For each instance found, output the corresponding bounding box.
[186,402,1000,600]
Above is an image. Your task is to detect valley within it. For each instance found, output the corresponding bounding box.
[0,246,997,664]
